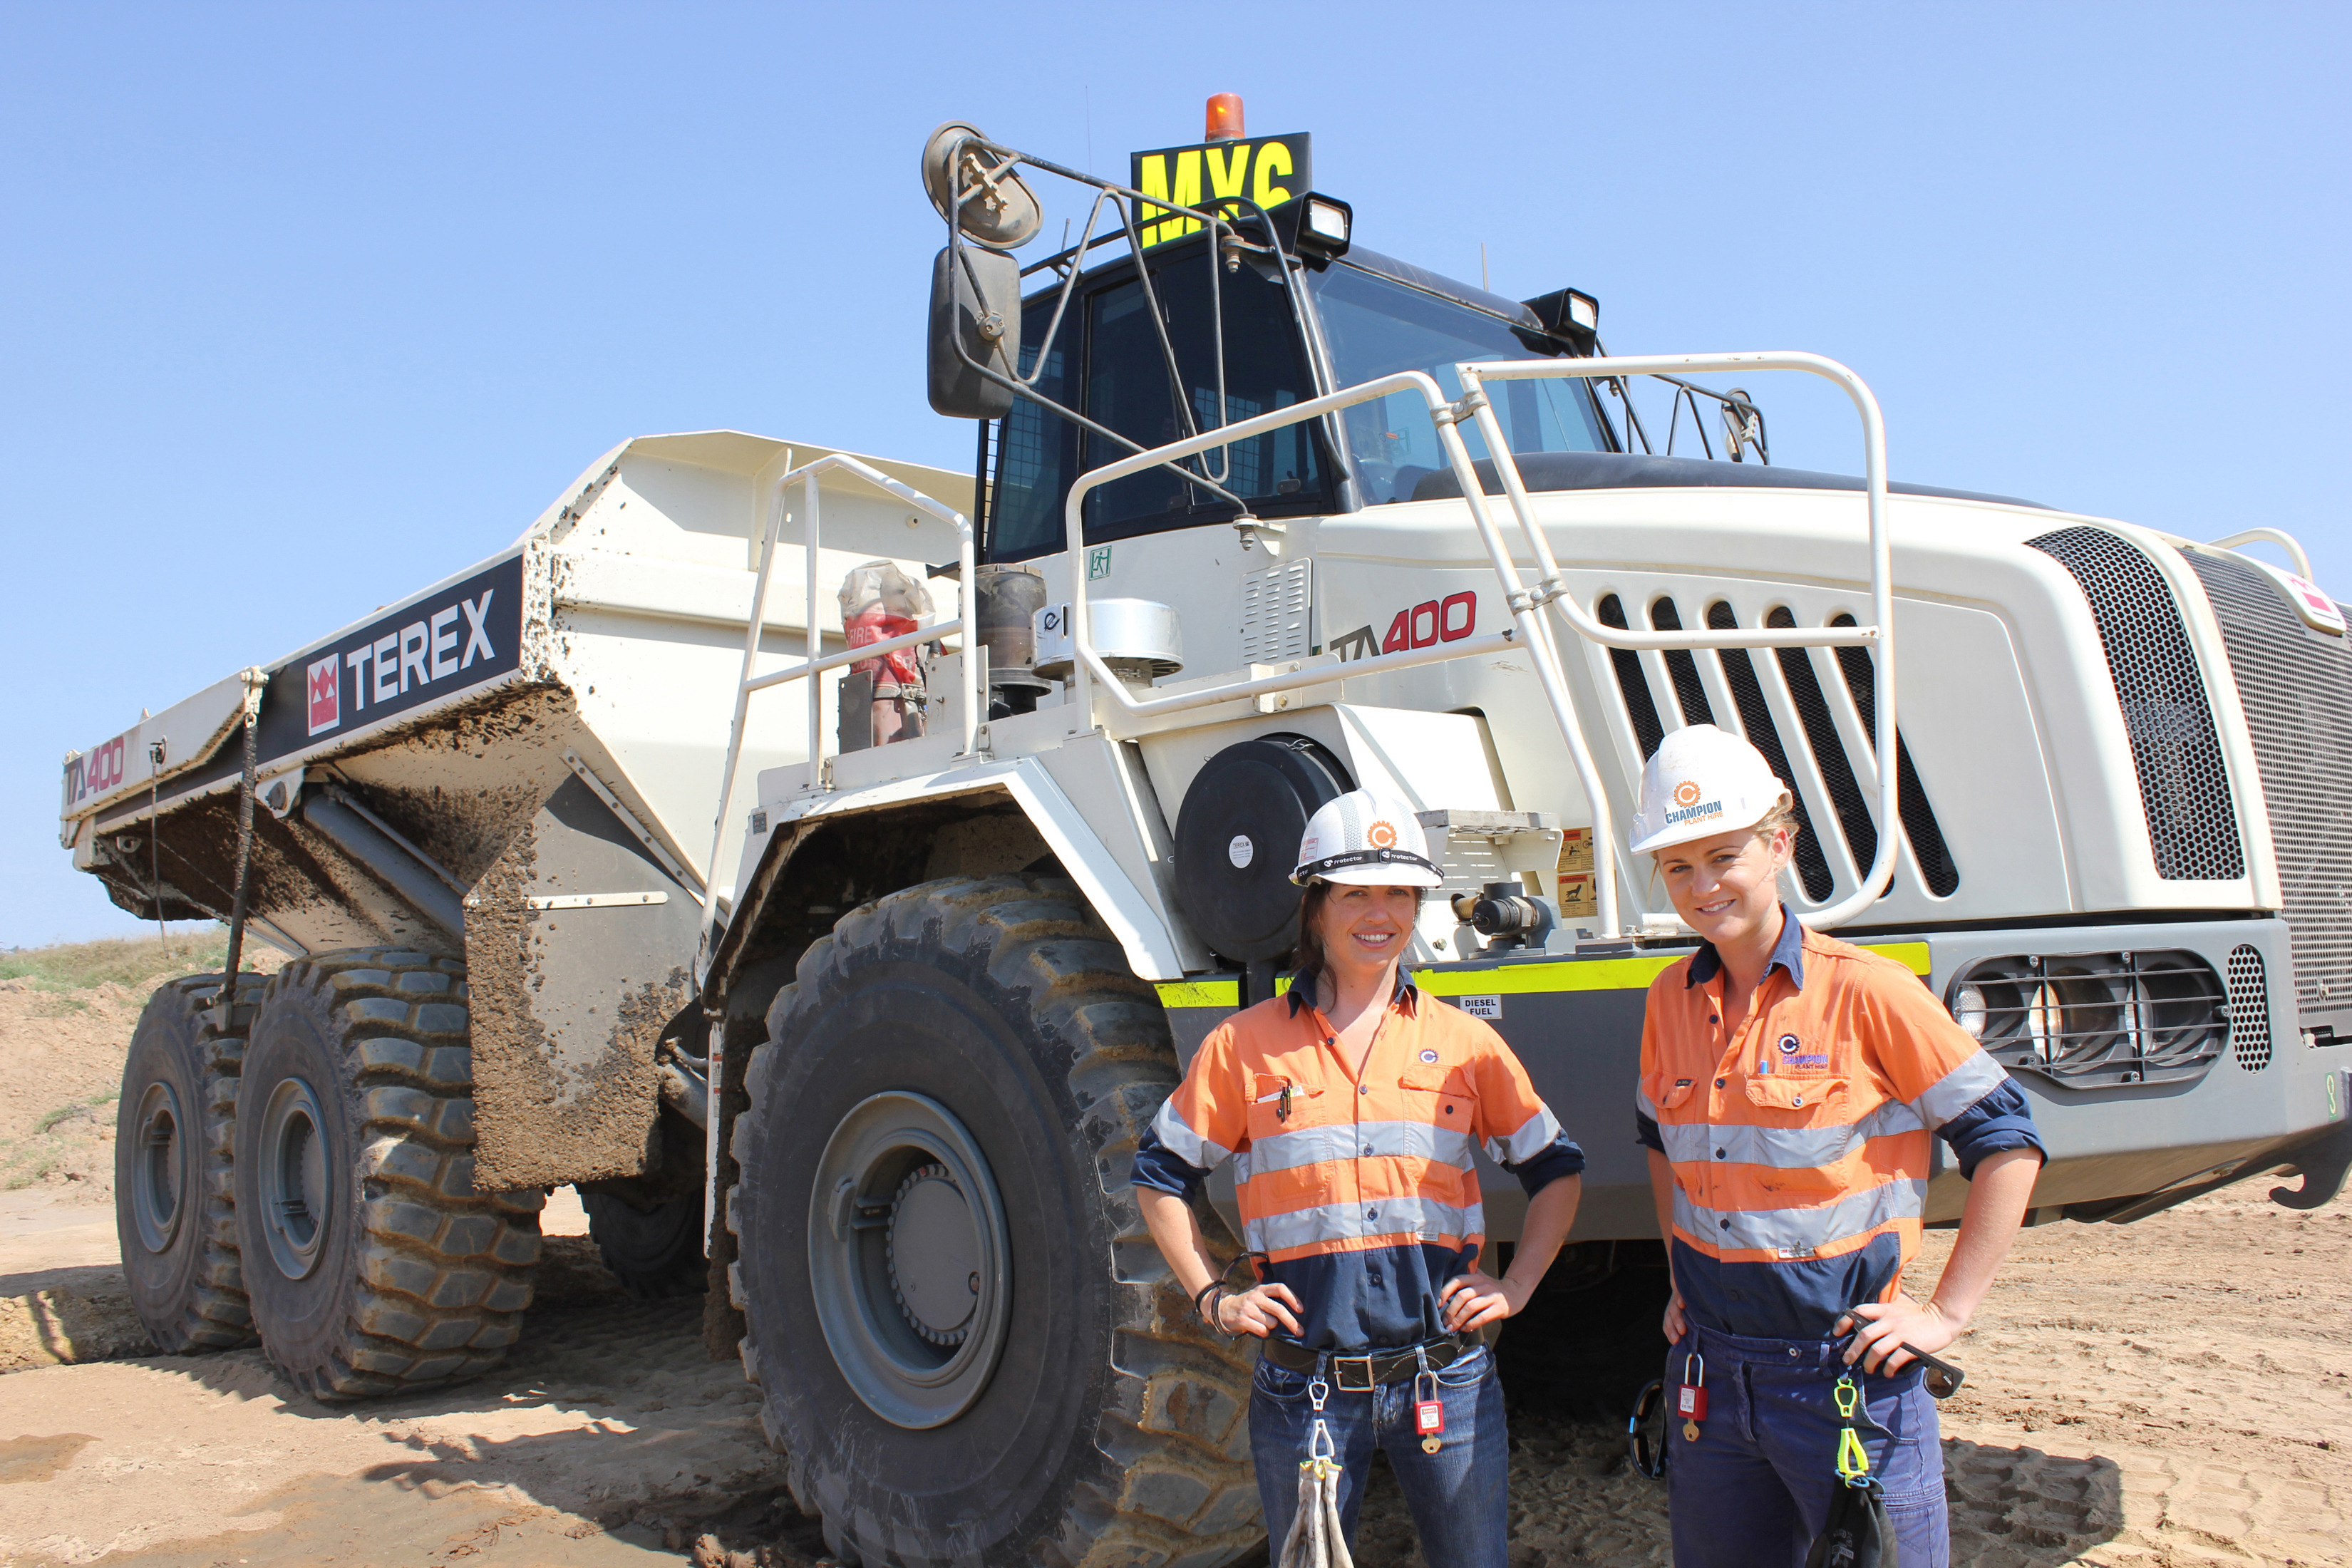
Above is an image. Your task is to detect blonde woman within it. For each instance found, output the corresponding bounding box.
[1631,726,2045,1567]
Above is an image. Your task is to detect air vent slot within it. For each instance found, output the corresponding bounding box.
[2227,944,2271,1071]
[2182,547,2352,1026]
[1596,594,1666,759]
[1829,614,1959,898]
[1648,599,1716,726]
[1706,602,1835,902]
[2027,527,2242,881]
[1767,607,1879,878]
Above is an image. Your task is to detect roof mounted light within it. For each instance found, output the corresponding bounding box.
[1523,287,1600,353]
[1277,192,1351,259]
[1205,92,1244,143]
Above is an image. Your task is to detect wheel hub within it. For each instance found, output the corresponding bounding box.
[258,1077,331,1281]
[129,1081,185,1255]
[807,1091,1011,1430]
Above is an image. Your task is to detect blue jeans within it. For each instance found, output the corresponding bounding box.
[1666,1324,1949,1567]
[1248,1343,1508,1568]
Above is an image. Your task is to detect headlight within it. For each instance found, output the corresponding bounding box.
[1946,950,2224,1087]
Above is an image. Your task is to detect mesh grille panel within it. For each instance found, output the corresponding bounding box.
[1768,607,1879,876]
[1649,599,1718,726]
[2027,528,2243,880]
[2227,944,2271,1071]
[1597,594,1666,758]
[1708,601,1835,902]
[2183,549,2352,1021]
[1830,614,1960,898]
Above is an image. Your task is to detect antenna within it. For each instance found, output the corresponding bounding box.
[1481,242,1490,292]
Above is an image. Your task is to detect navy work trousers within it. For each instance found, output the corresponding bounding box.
[1249,1342,1509,1568]
[1666,1324,1949,1567]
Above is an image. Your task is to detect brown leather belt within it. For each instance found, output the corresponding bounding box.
[1259,1333,1476,1390]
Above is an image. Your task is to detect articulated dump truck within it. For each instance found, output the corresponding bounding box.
[61,100,2352,1568]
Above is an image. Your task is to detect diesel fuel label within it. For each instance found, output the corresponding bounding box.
[1130,133,1311,247]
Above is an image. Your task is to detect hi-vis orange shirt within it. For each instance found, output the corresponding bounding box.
[1134,977,1584,1351]
[1638,913,2043,1339]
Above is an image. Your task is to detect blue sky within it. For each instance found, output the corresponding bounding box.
[5,1,2346,945]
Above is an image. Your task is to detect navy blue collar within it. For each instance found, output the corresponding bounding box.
[1287,963,1420,1018]
[1685,904,1807,991]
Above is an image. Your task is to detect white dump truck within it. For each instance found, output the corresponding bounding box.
[63,101,2352,1568]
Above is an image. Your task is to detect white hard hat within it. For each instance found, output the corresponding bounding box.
[1628,724,1793,855]
[1291,789,1444,887]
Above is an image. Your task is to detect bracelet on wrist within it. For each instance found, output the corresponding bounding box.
[1192,1279,1224,1326]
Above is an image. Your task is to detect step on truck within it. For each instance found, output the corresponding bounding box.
[62,96,2352,1568]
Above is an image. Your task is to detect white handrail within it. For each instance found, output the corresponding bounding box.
[1453,353,1897,932]
[701,453,976,951]
[1058,354,1902,939]
[2208,527,2315,582]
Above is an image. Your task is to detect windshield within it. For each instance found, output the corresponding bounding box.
[1309,262,1611,504]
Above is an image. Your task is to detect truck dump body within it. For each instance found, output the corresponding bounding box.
[61,431,974,1189]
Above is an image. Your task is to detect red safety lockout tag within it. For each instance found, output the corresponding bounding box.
[1414,1366,1446,1454]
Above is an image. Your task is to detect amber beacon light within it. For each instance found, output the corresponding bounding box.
[1205,93,1244,143]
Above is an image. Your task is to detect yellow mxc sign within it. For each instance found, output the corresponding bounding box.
[1130,133,1314,248]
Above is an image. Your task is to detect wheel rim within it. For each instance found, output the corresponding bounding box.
[130,1081,185,1254]
[258,1077,331,1281]
[807,1090,1011,1429]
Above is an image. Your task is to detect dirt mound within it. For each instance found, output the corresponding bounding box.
[0,931,285,1202]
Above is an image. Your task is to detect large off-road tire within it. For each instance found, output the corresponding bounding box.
[582,1190,707,1299]
[729,875,1260,1568]
[1495,1241,1675,1418]
[115,971,267,1353]
[234,948,541,1401]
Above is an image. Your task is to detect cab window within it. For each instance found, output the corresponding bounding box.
[982,243,1331,562]
[1309,262,1611,504]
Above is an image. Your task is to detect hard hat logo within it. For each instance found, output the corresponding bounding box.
[1672,780,1703,808]
[1368,821,1399,849]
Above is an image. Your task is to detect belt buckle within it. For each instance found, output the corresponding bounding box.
[1331,1353,1377,1392]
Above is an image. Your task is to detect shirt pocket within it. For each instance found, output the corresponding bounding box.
[1642,1073,1701,1117]
[1745,1075,1847,1117]
[1245,1074,1319,1140]
[1398,1065,1478,1137]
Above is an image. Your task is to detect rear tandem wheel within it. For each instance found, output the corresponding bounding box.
[728,875,1262,1568]
[234,948,542,1401]
[114,971,268,1353]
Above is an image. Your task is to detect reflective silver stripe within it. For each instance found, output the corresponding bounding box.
[1484,1105,1565,1167]
[1248,1119,1475,1177]
[1673,1179,1926,1256]
[1244,1195,1485,1255]
[1150,1098,1232,1171]
[1635,1085,1660,1122]
[1912,1051,2011,1130]
[1654,1098,1926,1170]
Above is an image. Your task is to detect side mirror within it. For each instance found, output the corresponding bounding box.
[928,246,1022,420]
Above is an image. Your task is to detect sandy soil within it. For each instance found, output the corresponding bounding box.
[3,959,2346,1567]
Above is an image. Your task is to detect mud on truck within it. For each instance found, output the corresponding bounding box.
[60,99,2352,1568]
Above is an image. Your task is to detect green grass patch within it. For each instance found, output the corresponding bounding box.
[0,928,232,994]
[33,1092,118,1136]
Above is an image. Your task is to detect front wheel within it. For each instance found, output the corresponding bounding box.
[728,875,1260,1568]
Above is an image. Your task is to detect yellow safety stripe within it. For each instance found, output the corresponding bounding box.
[1152,942,1931,1010]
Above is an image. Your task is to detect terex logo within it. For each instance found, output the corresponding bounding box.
[306,655,341,736]
[335,589,498,718]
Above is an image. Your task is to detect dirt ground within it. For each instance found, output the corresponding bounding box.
[2,950,2346,1567]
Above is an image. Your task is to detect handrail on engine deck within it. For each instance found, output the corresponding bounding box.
[1059,352,1900,940]
[701,453,978,953]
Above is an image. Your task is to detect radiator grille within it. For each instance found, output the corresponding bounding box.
[2027,527,2243,881]
[1767,607,1880,877]
[1706,602,1835,902]
[1648,599,1718,727]
[1597,595,1666,758]
[2183,548,2352,1023]
[1830,614,1961,898]
[2227,944,2272,1071]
